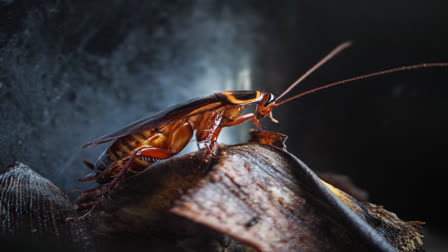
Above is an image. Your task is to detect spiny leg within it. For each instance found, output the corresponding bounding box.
[199,113,260,158]
[196,112,223,158]
[92,131,191,210]
[67,147,175,221]
[200,113,261,161]
[203,125,222,155]
[102,122,193,196]
[65,196,103,221]
[69,123,194,221]
[71,184,103,194]
[196,113,261,161]
[103,147,175,195]
[224,113,260,128]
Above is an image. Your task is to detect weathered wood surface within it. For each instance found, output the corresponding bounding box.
[171,144,396,252]
[94,143,422,252]
[1,143,424,251]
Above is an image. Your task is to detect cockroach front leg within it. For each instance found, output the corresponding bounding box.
[196,112,224,159]
[196,137,220,162]
[225,113,261,128]
[202,125,223,159]
[197,113,259,160]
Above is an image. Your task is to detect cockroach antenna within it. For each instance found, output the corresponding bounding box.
[274,41,448,106]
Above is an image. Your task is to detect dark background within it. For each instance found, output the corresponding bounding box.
[1,0,447,248]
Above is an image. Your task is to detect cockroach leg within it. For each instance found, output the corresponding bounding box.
[268,112,278,123]
[197,139,217,162]
[195,112,223,160]
[224,113,261,128]
[65,196,103,222]
[68,147,176,221]
[202,124,224,161]
[102,147,174,195]
[71,186,101,194]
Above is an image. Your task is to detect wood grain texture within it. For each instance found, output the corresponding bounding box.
[94,143,421,251]
[170,144,396,252]
[1,144,424,251]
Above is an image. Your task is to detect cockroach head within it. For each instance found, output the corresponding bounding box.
[255,93,278,123]
[264,93,275,107]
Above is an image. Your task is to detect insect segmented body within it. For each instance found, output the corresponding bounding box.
[80,91,274,187]
[71,41,447,220]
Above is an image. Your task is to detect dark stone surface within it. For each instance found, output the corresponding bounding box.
[0,162,93,251]
[1,0,447,237]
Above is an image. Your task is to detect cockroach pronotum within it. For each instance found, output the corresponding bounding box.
[68,41,447,220]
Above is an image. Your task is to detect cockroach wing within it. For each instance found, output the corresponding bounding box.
[82,94,223,149]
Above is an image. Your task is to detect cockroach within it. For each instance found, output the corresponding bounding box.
[69,41,447,220]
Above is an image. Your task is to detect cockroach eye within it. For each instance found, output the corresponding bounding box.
[264,93,275,107]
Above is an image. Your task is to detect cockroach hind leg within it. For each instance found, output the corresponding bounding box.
[65,197,103,222]
[72,184,103,194]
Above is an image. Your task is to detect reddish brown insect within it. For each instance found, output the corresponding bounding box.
[69,41,447,220]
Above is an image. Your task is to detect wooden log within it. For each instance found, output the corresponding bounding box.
[1,142,424,251]
[95,143,423,252]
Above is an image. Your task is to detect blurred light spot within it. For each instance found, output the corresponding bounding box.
[237,66,251,90]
